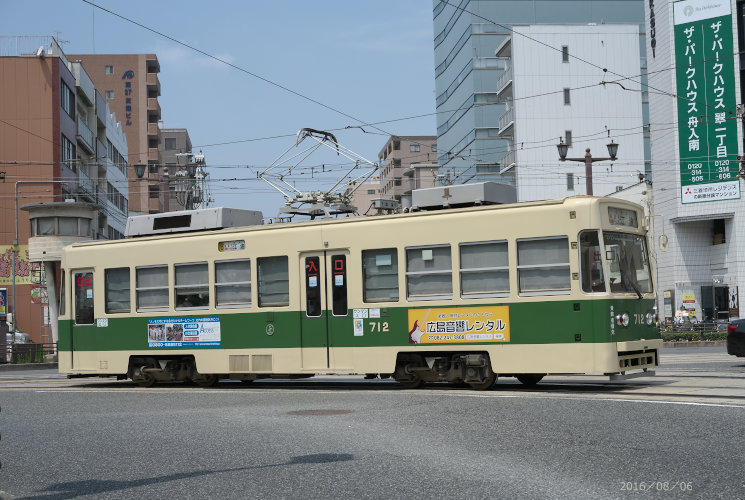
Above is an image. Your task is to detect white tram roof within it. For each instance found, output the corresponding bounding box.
[71,196,642,249]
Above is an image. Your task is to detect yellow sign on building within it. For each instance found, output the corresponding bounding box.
[0,246,44,286]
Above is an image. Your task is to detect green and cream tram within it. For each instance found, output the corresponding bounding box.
[58,196,661,389]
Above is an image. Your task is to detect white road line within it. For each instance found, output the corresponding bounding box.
[30,388,745,408]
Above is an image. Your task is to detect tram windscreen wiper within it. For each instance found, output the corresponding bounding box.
[623,269,643,300]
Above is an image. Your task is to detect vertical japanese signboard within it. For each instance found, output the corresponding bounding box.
[674,0,740,203]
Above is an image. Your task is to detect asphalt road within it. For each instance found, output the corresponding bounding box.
[0,347,743,499]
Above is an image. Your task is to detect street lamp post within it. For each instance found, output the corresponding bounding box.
[557,140,619,196]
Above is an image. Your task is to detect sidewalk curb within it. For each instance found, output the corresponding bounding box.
[0,362,58,372]
[662,341,727,348]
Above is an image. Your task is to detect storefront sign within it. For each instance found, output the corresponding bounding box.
[674,0,740,203]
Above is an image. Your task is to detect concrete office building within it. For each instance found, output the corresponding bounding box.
[432,0,649,188]
[67,52,163,214]
[159,128,208,211]
[0,36,128,341]
[644,0,745,322]
[495,24,646,200]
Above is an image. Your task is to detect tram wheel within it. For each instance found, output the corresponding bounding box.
[394,375,424,389]
[192,373,219,387]
[516,374,545,386]
[133,373,156,388]
[467,373,497,390]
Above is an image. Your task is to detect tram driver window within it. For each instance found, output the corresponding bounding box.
[74,272,94,325]
[362,249,399,302]
[175,262,209,309]
[579,231,605,293]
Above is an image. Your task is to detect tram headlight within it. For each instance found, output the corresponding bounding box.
[616,312,630,327]
[646,312,654,325]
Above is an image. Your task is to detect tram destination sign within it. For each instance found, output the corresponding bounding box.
[674,0,740,203]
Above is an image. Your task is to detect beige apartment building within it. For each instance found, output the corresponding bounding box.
[67,53,162,214]
[378,136,437,207]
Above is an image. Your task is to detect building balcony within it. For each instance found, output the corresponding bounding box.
[497,66,512,99]
[146,72,161,96]
[76,117,95,154]
[69,63,95,106]
[147,98,161,119]
[499,149,516,173]
[147,122,160,137]
[148,148,160,162]
[497,105,514,138]
[78,169,95,200]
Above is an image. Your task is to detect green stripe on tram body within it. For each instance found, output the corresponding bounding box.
[59,298,658,352]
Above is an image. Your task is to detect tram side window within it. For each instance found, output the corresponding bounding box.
[257,256,289,307]
[175,262,209,309]
[406,245,452,300]
[362,248,399,302]
[136,265,169,311]
[517,237,570,294]
[74,272,94,325]
[215,259,251,308]
[579,231,605,293]
[460,241,509,296]
[105,267,131,313]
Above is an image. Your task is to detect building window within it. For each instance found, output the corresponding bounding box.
[149,185,160,199]
[410,144,420,153]
[61,81,74,117]
[565,130,572,146]
[567,173,574,191]
[406,245,452,300]
[393,140,400,150]
[713,219,726,245]
[562,45,569,63]
[431,144,437,152]
[105,65,114,75]
[164,138,177,150]
[563,88,571,105]
[362,249,399,302]
[61,135,76,170]
[367,189,376,194]
[105,90,114,100]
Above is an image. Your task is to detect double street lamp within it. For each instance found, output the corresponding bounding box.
[557,139,619,196]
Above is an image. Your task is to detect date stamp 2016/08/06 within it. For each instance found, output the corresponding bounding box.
[620,481,693,492]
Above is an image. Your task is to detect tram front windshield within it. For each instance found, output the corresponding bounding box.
[604,232,652,295]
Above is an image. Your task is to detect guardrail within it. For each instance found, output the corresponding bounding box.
[0,342,57,364]
[660,321,729,334]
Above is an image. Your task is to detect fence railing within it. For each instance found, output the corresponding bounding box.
[0,342,57,364]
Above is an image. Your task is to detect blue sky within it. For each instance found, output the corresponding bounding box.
[1,0,437,216]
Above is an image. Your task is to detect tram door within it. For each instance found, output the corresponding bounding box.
[71,269,95,369]
[299,251,350,370]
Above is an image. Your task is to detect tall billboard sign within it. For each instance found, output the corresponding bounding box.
[674,0,740,203]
